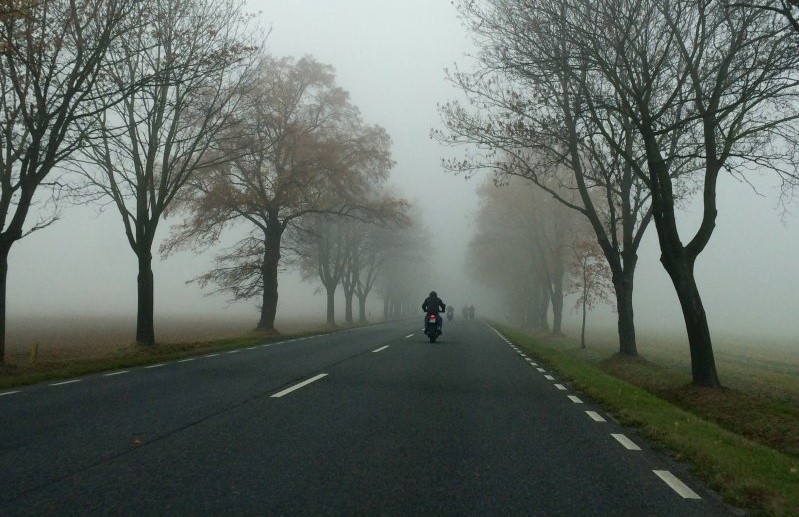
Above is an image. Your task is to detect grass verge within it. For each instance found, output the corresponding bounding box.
[494,323,799,517]
[0,329,332,391]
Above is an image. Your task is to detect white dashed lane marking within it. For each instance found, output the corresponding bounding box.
[544,375,555,380]
[271,374,328,398]
[145,363,166,369]
[405,334,414,339]
[586,411,606,422]
[654,470,701,499]
[554,384,567,390]
[1,390,20,397]
[372,345,390,353]
[50,379,81,387]
[103,370,129,377]
[568,395,583,404]
[612,433,641,450]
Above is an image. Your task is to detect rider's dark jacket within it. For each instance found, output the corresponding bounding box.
[422,295,446,314]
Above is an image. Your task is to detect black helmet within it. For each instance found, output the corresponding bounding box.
[430,290,437,298]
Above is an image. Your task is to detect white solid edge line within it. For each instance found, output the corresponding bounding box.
[372,345,390,353]
[568,395,583,403]
[554,384,567,390]
[0,390,20,396]
[612,433,641,450]
[50,379,81,387]
[586,410,606,422]
[271,373,328,398]
[653,470,701,499]
[104,370,129,377]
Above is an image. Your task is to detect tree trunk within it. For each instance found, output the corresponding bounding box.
[357,294,368,323]
[0,241,10,363]
[257,226,282,332]
[344,289,354,325]
[613,271,638,356]
[662,254,721,387]
[581,297,587,349]
[551,271,564,335]
[538,285,550,332]
[325,284,336,326]
[136,250,155,345]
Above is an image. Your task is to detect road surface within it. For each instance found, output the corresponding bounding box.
[1,318,734,515]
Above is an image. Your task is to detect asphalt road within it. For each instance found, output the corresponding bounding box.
[1,318,735,516]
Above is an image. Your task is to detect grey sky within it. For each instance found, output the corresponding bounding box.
[7,0,799,345]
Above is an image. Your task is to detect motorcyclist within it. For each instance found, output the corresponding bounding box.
[446,305,455,320]
[422,290,446,332]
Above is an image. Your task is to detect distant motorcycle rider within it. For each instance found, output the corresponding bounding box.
[422,290,446,331]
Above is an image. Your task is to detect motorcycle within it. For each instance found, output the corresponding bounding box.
[424,311,441,343]
[446,307,454,321]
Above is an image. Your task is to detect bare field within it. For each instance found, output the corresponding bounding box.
[4,314,329,364]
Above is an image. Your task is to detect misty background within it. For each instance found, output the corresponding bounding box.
[6,0,798,348]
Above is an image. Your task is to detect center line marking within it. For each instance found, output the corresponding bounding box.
[271,373,328,398]
[372,345,390,353]
[405,334,414,339]
[1,390,20,397]
[653,470,701,499]
[612,433,641,450]
[104,370,129,377]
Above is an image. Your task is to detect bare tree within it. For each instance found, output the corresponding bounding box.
[289,189,409,326]
[0,0,136,361]
[467,176,582,333]
[439,0,656,356]
[163,54,394,333]
[351,214,410,323]
[568,238,613,349]
[446,0,799,387]
[294,214,349,326]
[731,1,799,31]
[376,212,432,321]
[72,0,257,345]
[569,0,799,387]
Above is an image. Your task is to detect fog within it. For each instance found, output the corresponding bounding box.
[6,0,799,350]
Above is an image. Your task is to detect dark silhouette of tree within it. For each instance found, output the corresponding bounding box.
[73,0,257,345]
[0,0,137,362]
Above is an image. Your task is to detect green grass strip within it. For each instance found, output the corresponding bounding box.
[494,324,799,517]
